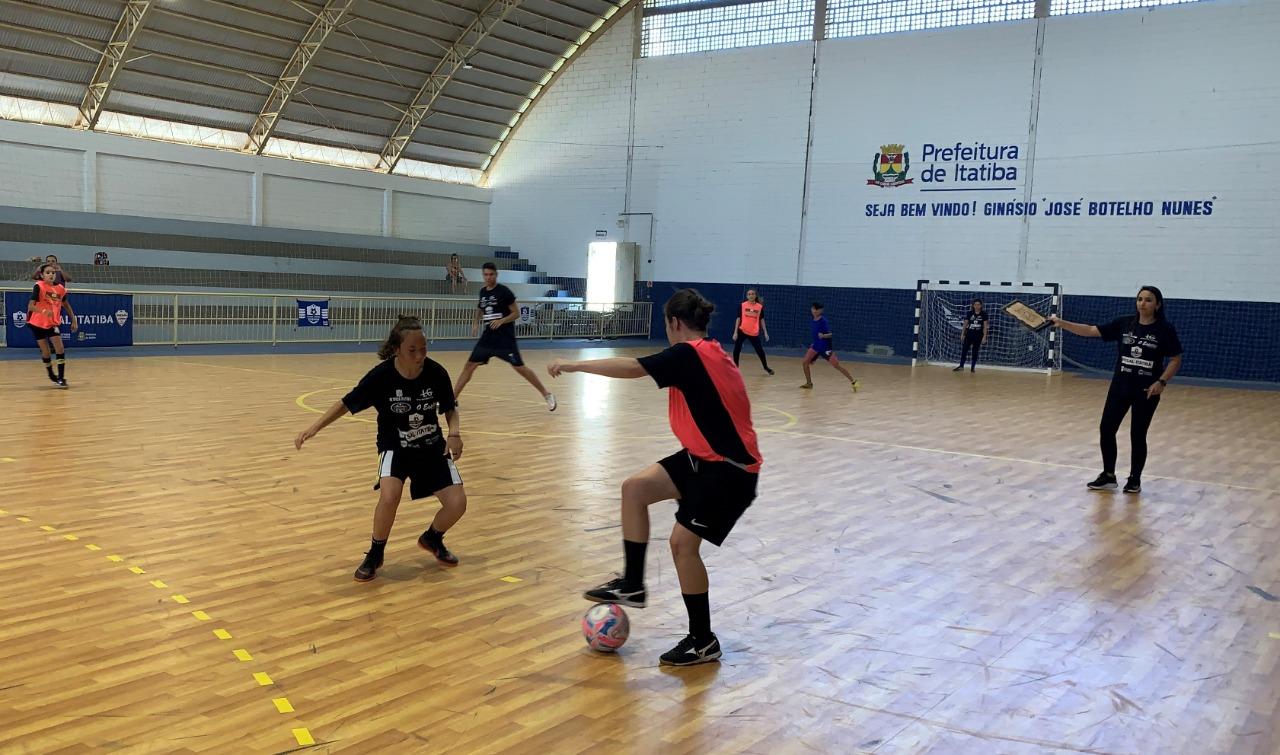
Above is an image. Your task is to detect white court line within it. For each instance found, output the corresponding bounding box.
[759,426,1279,495]
[177,359,1276,495]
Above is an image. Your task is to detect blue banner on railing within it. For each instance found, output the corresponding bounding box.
[297,299,330,327]
[5,291,134,347]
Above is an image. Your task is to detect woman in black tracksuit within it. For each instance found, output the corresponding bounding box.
[1049,286,1183,494]
[954,299,988,372]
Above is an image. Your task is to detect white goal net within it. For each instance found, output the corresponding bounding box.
[915,281,1062,373]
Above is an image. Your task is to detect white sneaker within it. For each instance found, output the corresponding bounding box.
[545,392,557,412]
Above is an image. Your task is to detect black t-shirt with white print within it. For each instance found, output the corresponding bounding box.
[963,310,989,336]
[342,358,456,453]
[1097,316,1183,388]
[477,284,517,346]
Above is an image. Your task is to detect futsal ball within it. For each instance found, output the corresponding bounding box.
[582,603,629,652]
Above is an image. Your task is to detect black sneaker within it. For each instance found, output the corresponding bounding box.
[354,551,383,582]
[765,368,775,376]
[1087,472,1118,491]
[660,634,722,666]
[56,379,68,389]
[953,366,963,372]
[418,530,459,566]
[583,576,646,608]
[47,372,59,384]
[1123,477,1141,494]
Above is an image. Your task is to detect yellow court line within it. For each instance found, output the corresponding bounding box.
[0,513,315,749]
[254,358,1266,493]
[757,405,799,430]
[294,387,670,441]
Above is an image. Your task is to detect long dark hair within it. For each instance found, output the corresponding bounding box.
[1137,285,1166,321]
[377,315,423,360]
[664,288,714,331]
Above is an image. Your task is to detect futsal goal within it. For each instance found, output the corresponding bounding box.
[913,280,1063,374]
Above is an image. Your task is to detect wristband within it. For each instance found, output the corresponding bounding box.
[1157,379,1167,386]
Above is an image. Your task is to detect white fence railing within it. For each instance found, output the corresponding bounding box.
[1,289,651,347]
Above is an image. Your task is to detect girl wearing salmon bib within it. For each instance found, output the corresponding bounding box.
[731,289,773,375]
[27,263,78,388]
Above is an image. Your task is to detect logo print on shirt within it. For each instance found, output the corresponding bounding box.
[390,389,411,414]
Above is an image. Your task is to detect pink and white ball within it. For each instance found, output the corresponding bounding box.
[582,604,630,652]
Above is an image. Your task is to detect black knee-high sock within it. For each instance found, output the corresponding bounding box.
[683,592,712,641]
[56,354,65,380]
[623,539,647,588]
[42,356,53,376]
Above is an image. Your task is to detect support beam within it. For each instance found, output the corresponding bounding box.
[247,0,357,154]
[376,0,521,174]
[77,0,153,130]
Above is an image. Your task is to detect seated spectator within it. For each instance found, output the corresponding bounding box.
[31,254,71,285]
[445,253,468,293]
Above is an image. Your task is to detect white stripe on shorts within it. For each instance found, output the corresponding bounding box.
[378,451,394,478]
[446,457,462,486]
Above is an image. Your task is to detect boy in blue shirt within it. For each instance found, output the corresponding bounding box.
[801,302,858,391]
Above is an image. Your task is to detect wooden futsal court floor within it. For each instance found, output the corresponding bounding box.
[0,347,1277,754]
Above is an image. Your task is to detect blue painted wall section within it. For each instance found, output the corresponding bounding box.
[634,281,1279,383]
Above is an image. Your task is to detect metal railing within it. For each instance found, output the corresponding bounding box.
[1,288,651,347]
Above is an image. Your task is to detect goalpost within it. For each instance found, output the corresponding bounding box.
[913,280,1063,374]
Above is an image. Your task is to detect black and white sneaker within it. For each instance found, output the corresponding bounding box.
[353,551,383,582]
[583,576,646,608]
[1087,472,1118,491]
[56,379,68,389]
[47,372,59,385]
[660,634,722,666]
[765,368,775,376]
[1123,477,1141,494]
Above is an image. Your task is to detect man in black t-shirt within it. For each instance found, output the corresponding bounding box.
[452,262,557,411]
[954,299,989,372]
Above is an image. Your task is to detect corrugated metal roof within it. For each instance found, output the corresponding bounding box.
[0,0,627,178]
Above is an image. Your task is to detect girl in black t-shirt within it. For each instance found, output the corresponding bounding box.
[294,316,468,581]
[1048,286,1183,494]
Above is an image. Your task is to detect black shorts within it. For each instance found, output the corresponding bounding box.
[469,341,523,367]
[658,450,758,547]
[29,325,60,340]
[373,448,463,500]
